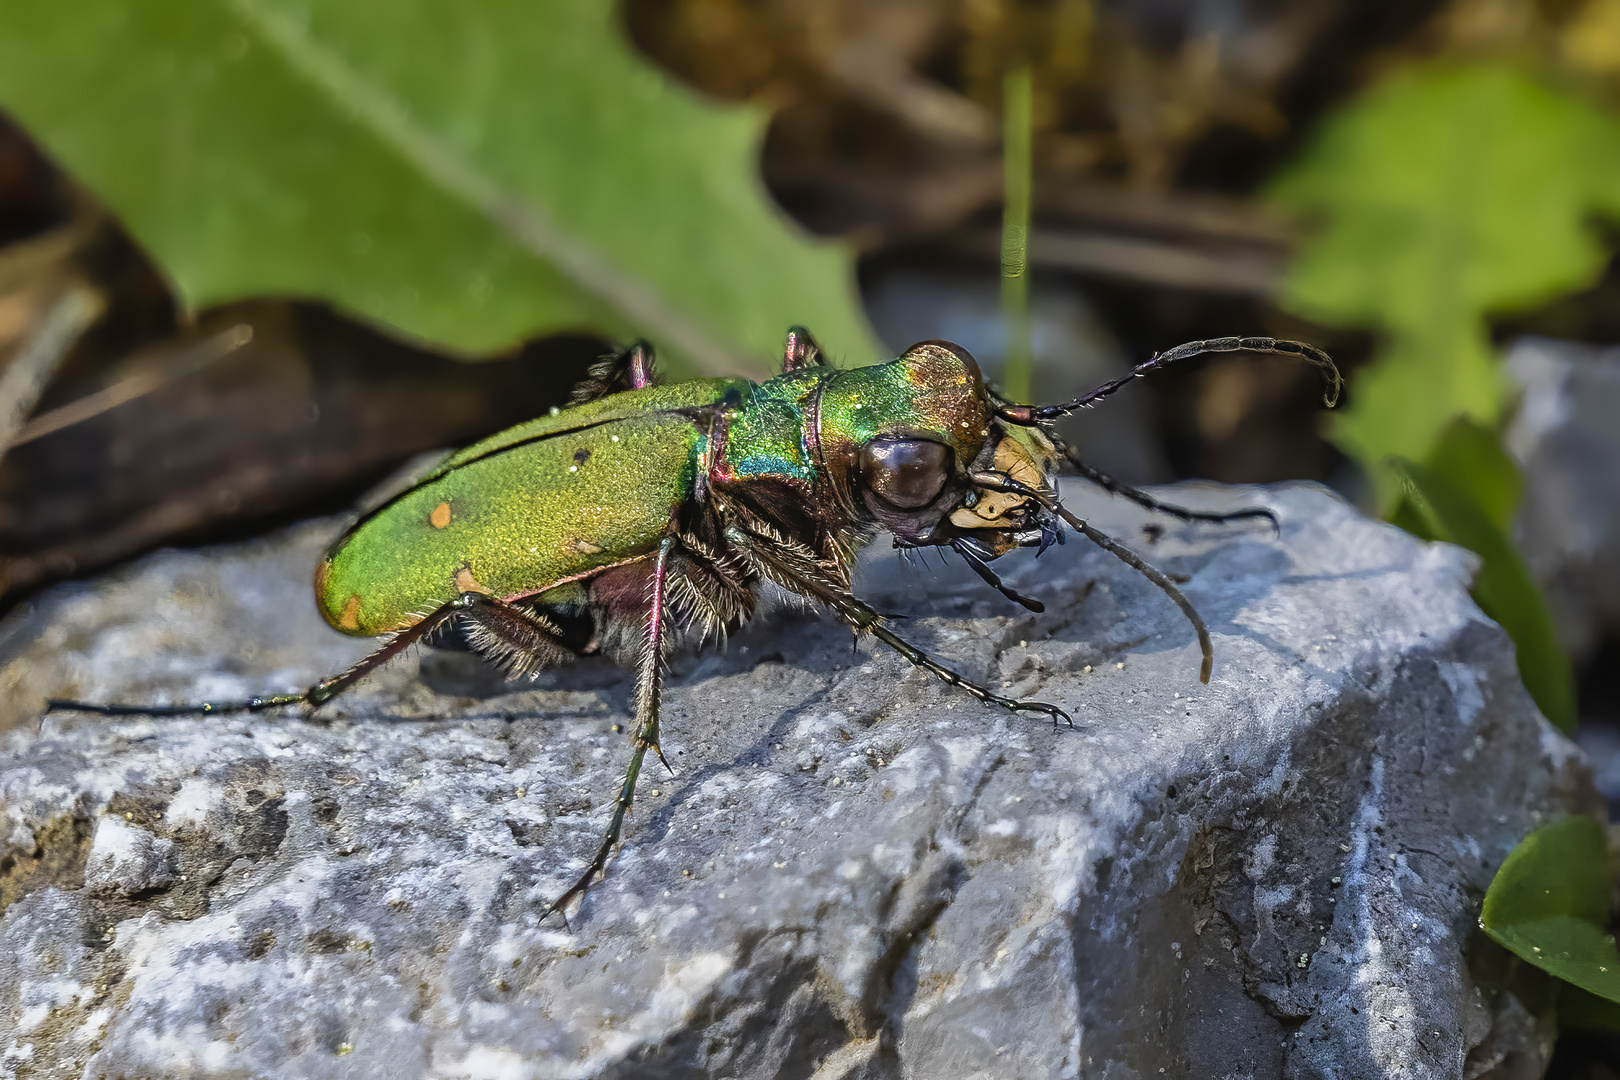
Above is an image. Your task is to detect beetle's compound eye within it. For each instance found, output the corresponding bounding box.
[860,437,950,509]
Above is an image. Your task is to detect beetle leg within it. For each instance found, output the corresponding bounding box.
[1046,433,1278,532]
[668,531,755,647]
[781,326,825,371]
[567,340,659,404]
[543,535,677,923]
[860,614,1069,725]
[950,539,1045,612]
[723,523,1070,725]
[453,595,576,678]
[692,407,732,506]
[45,591,505,717]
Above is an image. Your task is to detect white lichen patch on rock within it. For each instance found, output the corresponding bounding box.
[83,817,176,897]
[0,483,1598,1079]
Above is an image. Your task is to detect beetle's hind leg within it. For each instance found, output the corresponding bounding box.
[1049,434,1277,531]
[543,536,677,923]
[45,591,520,718]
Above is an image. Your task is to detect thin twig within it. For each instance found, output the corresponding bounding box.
[12,323,253,447]
[0,282,103,459]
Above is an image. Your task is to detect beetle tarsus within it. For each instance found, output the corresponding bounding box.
[43,695,307,717]
[43,589,573,720]
[725,522,1073,725]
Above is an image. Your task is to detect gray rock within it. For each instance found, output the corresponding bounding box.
[0,483,1595,1079]
[1505,335,1620,665]
[82,817,177,897]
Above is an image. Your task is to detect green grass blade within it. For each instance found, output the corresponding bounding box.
[1393,446,1576,731]
[1000,64,1033,404]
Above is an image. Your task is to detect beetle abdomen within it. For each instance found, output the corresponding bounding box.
[316,404,711,638]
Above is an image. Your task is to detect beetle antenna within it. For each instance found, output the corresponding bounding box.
[996,337,1341,424]
[969,470,1214,683]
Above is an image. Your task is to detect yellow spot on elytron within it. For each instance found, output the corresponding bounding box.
[564,538,604,556]
[454,566,489,595]
[429,502,452,529]
[339,594,362,631]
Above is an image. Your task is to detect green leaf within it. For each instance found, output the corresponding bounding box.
[1270,62,1620,488]
[1482,817,1620,1008]
[0,1,879,371]
[1393,429,1576,731]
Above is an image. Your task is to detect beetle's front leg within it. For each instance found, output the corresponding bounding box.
[723,524,1070,725]
[841,595,1070,726]
[972,469,1215,684]
[543,535,677,923]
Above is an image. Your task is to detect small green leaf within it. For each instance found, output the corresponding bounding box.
[1271,62,1620,496]
[1482,817,1620,1008]
[0,1,879,370]
[1393,431,1576,731]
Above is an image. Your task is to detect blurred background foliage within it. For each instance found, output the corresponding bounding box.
[4,0,1620,1066]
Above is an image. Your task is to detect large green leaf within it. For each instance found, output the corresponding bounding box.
[1271,62,1620,490]
[1482,817,1620,1011]
[0,1,879,371]
[1393,422,1575,731]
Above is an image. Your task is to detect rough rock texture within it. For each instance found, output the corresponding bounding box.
[0,483,1596,1079]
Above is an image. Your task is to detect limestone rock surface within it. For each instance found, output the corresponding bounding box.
[0,483,1597,1079]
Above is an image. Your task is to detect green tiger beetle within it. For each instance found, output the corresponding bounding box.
[49,330,1339,919]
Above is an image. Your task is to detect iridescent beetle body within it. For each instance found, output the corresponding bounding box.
[51,329,1339,919]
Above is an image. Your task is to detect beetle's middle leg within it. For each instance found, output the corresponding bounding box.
[543,535,677,922]
[724,523,1070,725]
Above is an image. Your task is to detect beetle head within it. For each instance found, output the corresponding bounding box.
[816,340,1060,553]
[945,421,1064,557]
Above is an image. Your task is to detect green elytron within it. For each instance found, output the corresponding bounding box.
[51,329,1339,919]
